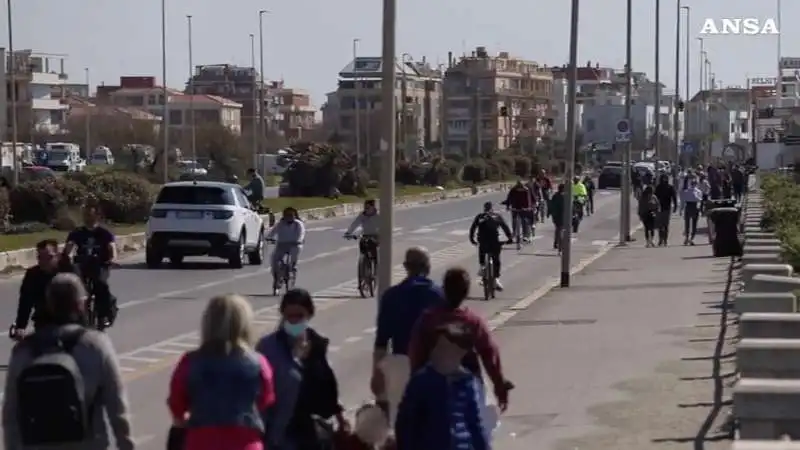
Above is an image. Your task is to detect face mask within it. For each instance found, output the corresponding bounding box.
[282,320,308,337]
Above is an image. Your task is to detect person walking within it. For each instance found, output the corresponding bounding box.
[653,174,677,246]
[638,185,660,247]
[257,289,347,450]
[168,294,275,450]
[3,273,134,450]
[681,177,703,245]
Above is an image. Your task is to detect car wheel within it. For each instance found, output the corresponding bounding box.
[146,247,163,269]
[169,254,184,267]
[247,228,264,265]
[228,231,245,269]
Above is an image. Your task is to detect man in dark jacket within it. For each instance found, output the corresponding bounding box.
[469,202,513,290]
[10,239,75,337]
[548,184,566,250]
[654,174,678,246]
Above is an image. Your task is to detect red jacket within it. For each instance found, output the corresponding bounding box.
[505,186,533,210]
[408,306,508,403]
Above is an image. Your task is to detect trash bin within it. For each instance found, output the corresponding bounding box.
[708,206,743,257]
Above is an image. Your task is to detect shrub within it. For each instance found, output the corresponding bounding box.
[9,178,88,224]
[87,172,153,224]
[762,173,800,269]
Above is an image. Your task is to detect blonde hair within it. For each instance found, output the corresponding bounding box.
[199,294,255,354]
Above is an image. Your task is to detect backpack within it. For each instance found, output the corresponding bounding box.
[16,328,93,445]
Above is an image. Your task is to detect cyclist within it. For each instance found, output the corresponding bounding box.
[343,199,380,262]
[571,177,588,233]
[61,202,118,330]
[10,239,75,339]
[469,202,513,291]
[265,207,306,285]
[503,180,534,242]
[582,174,596,216]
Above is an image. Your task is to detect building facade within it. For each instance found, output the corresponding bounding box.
[0,49,71,137]
[685,88,750,160]
[275,87,317,141]
[327,56,442,160]
[442,47,553,156]
[99,76,243,135]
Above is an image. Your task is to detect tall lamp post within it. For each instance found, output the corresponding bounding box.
[620,0,633,243]
[250,34,258,169]
[160,0,169,183]
[6,0,18,185]
[258,10,268,158]
[84,68,91,161]
[654,0,661,158]
[187,15,196,166]
[353,38,361,168]
[377,0,396,297]
[559,0,580,287]
[673,0,682,165]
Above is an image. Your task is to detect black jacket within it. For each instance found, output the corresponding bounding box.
[654,182,677,212]
[14,260,75,329]
[469,212,512,246]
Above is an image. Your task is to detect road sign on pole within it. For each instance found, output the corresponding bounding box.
[682,142,694,154]
[614,119,631,143]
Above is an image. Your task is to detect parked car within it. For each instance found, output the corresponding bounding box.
[598,165,623,189]
[177,160,208,177]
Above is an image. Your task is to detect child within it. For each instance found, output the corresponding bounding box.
[395,322,490,450]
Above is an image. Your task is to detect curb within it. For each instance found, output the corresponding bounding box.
[0,182,512,273]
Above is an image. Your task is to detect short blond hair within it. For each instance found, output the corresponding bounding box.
[199,294,255,354]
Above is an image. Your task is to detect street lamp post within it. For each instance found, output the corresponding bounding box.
[673,0,681,165]
[682,6,690,109]
[6,0,18,185]
[84,68,91,161]
[160,0,169,183]
[187,15,196,166]
[621,0,634,243]
[401,53,413,160]
[258,10,268,158]
[559,0,580,287]
[353,38,361,168]
[250,34,258,170]
[377,0,397,297]
[654,0,661,158]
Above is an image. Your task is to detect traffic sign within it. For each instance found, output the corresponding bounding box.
[682,142,695,154]
[615,119,631,143]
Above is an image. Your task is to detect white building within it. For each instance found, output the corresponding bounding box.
[0,48,71,136]
[685,88,751,159]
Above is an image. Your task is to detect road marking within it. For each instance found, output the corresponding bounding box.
[343,336,363,344]
[306,226,334,232]
[410,227,436,234]
[592,240,609,246]
[448,229,469,236]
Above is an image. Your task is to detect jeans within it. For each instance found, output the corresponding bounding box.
[478,244,502,278]
[270,243,300,278]
[683,202,700,238]
[641,214,656,241]
[510,210,532,238]
[76,264,116,323]
[552,222,563,249]
[586,193,594,215]
[656,210,671,243]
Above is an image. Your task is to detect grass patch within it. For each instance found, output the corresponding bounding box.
[0,185,451,252]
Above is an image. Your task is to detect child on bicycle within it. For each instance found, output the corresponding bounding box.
[265,207,306,283]
[343,199,380,259]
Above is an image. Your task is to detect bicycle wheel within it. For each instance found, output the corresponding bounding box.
[357,255,369,298]
[366,257,377,297]
[283,259,294,294]
[483,259,494,301]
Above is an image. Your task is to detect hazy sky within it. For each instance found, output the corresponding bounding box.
[12,0,796,107]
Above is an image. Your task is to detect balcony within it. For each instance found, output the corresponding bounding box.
[31,98,68,111]
[29,71,66,86]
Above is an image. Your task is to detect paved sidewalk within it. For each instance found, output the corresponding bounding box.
[492,216,735,449]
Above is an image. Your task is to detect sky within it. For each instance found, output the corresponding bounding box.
[11,0,797,109]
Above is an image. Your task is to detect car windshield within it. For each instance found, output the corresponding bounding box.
[156,186,234,205]
[49,151,69,161]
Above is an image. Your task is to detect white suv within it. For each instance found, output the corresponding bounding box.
[145,181,265,268]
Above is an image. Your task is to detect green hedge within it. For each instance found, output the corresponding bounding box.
[761,173,800,269]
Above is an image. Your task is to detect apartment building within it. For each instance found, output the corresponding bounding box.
[442,47,553,156]
[685,88,750,160]
[65,96,162,135]
[0,48,71,137]
[186,64,283,136]
[326,56,442,160]
[99,76,243,135]
[275,87,317,141]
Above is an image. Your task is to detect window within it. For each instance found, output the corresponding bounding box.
[148,95,157,105]
[234,189,251,207]
[169,110,183,125]
[340,96,355,109]
[156,186,235,205]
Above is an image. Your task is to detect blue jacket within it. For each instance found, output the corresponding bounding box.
[395,365,490,450]
[185,350,265,431]
[374,277,444,355]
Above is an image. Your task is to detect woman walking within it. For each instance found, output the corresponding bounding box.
[638,185,660,247]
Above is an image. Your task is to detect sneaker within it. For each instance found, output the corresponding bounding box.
[683,238,690,246]
[495,278,504,291]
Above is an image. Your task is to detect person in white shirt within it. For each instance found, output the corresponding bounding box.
[681,179,703,245]
[265,207,306,283]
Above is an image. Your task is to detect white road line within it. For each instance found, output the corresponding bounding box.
[306,226,334,232]
[363,327,377,334]
[448,229,469,236]
[147,347,184,355]
[393,227,404,232]
[343,336,363,344]
[120,355,161,363]
[591,240,609,246]
[410,227,436,234]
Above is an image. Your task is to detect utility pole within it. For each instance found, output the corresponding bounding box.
[84,68,91,162]
[353,38,361,168]
[6,0,18,185]
[475,88,481,159]
[654,0,661,158]
[560,0,580,287]
[187,15,197,166]
[250,34,258,170]
[377,0,396,298]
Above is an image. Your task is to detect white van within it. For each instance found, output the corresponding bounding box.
[45,142,85,172]
[90,146,115,165]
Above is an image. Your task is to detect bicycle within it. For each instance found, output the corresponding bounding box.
[82,275,99,330]
[346,234,377,298]
[477,240,511,301]
[266,239,297,296]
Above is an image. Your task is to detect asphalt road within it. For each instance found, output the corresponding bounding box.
[0,188,632,448]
